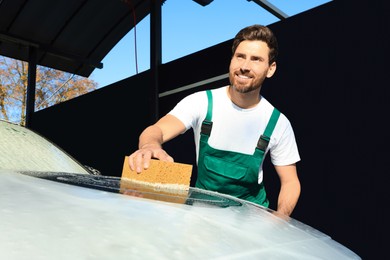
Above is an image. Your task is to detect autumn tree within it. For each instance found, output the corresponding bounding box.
[0,56,98,126]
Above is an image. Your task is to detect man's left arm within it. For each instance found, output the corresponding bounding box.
[274,164,301,216]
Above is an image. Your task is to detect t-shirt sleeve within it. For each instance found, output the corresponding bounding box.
[270,117,301,166]
[168,91,208,131]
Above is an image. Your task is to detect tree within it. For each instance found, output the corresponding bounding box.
[0,56,98,126]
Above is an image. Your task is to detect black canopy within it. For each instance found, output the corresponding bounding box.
[0,0,162,77]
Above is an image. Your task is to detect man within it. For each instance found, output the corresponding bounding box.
[129,24,301,216]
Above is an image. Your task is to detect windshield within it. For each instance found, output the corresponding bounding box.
[0,120,89,174]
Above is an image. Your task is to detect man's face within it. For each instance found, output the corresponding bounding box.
[229,40,276,93]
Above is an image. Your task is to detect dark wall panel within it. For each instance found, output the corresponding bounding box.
[260,2,388,259]
[31,70,153,177]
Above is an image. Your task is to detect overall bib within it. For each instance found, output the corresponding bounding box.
[195,90,280,206]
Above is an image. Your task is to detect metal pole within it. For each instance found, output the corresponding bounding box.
[150,0,162,123]
[25,47,37,128]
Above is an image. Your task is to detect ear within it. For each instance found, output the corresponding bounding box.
[266,62,277,78]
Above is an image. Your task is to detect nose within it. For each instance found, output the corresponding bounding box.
[240,59,250,71]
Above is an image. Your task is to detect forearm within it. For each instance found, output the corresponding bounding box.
[138,125,164,149]
[277,180,301,216]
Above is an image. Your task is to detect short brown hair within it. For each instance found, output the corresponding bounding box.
[231,24,278,65]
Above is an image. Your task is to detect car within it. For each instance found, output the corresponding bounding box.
[0,119,361,259]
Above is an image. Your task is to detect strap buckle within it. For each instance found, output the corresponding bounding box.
[257,135,270,151]
[201,120,213,136]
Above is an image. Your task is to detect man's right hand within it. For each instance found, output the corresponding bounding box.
[128,144,174,173]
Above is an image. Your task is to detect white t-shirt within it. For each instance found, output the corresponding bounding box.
[169,86,300,183]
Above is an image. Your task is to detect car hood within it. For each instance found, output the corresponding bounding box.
[0,169,360,259]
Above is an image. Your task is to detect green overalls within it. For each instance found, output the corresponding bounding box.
[195,90,280,207]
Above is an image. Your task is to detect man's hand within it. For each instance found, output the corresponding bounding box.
[128,114,185,173]
[128,144,174,173]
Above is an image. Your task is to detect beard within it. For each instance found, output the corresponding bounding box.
[230,83,259,93]
[229,72,264,94]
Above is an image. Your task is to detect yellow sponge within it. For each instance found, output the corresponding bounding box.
[119,156,192,203]
[121,156,192,186]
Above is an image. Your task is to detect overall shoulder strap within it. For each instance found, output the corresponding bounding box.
[257,108,281,151]
[201,90,213,136]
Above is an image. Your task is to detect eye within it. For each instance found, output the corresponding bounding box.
[251,56,263,62]
[235,53,245,59]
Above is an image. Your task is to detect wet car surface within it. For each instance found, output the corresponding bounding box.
[0,120,361,259]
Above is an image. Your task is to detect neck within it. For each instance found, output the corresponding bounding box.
[227,85,261,109]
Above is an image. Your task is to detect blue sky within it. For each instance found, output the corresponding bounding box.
[90,0,331,88]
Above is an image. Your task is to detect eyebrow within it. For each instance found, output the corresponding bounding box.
[235,52,265,61]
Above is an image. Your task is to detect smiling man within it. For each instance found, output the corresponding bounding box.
[128,25,301,216]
